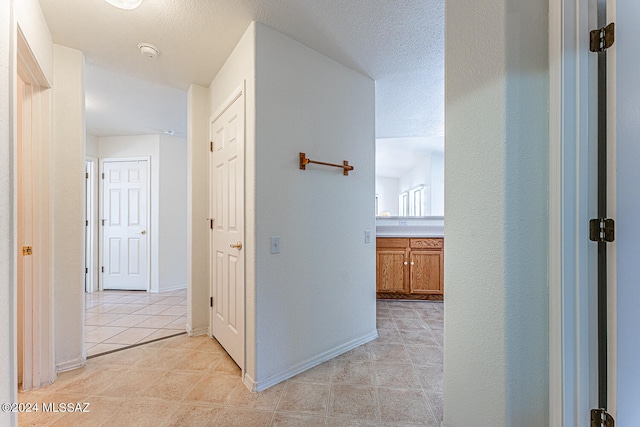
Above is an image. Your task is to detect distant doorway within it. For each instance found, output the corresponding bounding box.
[101,158,150,291]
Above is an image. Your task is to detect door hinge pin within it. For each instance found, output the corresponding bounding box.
[210,141,213,152]
[101,266,104,273]
[591,408,614,427]
[590,22,615,52]
[589,218,615,242]
[86,172,89,179]
[210,297,213,307]
[85,267,88,274]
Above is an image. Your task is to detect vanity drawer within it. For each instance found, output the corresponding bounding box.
[376,238,409,249]
[410,238,443,249]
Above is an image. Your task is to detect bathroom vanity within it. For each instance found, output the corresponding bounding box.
[376,217,444,300]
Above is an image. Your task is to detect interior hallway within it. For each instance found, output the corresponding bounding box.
[85,289,187,357]
[20,300,443,426]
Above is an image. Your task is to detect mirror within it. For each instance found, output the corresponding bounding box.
[375,137,444,217]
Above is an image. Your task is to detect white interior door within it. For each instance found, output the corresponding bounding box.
[102,159,149,291]
[211,88,245,369]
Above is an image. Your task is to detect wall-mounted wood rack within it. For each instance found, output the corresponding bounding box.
[299,152,354,176]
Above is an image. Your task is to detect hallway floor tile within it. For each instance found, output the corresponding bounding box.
[20,300,443,426]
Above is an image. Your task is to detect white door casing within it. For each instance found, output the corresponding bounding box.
[85,158,98,293]
[16,35,55,390]
[210,86,245,369]
[101,159,150,291]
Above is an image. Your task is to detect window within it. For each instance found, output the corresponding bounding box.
[409,185,425,216]
[399,192,409,216]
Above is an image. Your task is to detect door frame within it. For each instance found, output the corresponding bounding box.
[209,83,246,370]
[16,25,55,390]
[99,157,152,292]
[85,157,98,293]
[548,0,619,424]
[549,0,595,425]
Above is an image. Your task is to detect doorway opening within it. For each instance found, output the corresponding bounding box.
[16,27,55,391]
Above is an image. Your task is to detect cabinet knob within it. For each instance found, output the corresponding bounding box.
[410,261,415,265]
[404,261,408,265]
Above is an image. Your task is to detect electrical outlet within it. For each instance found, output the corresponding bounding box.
[364,230,371,244]
[270,236,281,254]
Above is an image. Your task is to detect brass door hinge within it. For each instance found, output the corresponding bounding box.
[591,408,614,427]
[210,141,214,152]
[590,218,615,242]
[590,23,615,52]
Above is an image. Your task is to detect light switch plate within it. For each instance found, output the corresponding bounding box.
[270,236,281,254]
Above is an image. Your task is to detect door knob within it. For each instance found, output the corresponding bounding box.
[138,230,146,235]
[230,242,243,250]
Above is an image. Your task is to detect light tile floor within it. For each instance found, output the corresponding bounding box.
[85,289,187,357]
[19,299,443,426]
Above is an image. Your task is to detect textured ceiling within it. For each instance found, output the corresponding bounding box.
[38,0,444,141]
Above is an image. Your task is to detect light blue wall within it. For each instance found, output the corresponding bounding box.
[444,0,549,424]
[615,1,640,423]
[0,0,17,424]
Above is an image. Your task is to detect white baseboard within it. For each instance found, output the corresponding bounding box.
[245,330,379,392]
[56,357,86,373]
[186,323,208,337]
[242,372,257,392]
[149,284,187,293]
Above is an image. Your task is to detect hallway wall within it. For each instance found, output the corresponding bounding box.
[444,0,549,424]
[253,22,376,389]
[186,84,210,336]
[0,0,16,424]
[52,44,85,372]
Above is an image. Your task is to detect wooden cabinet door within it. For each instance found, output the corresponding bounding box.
[409,250,443,294]
[376,249,408,293]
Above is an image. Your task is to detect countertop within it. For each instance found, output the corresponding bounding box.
[375,216,444,238]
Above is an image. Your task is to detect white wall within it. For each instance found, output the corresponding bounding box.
[399,154,431,193]
[158,134,187,291]
[52,44,85,371]
[615,0,640,422]
[208,21,257,381]
[86,133,98,158]
[430,152,444,216]
[187,84,210,335]
[253,22,376,389]
[99,134,188,293]
[375,176,400,216]
[0,0,17,423]
[444,0,549,425]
